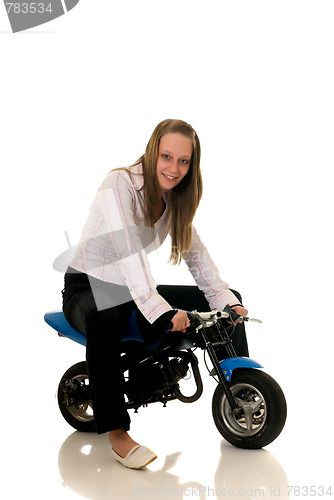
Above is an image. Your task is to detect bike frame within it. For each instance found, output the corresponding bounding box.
[44,309,263,413]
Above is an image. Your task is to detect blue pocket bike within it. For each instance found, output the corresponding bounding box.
[44,306,287,449]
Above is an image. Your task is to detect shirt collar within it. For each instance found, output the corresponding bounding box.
[129,162,170,204]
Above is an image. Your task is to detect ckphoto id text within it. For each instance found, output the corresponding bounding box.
[131,484,333,498]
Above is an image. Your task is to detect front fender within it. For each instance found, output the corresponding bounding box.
[219,356,263,382]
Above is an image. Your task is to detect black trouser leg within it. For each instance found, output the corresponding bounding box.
[63,281,136,434]
[225,289,249,357]
[84,301,136,434]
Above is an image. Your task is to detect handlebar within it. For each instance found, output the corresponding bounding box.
[168,305,261,333]
[185,305,262,333]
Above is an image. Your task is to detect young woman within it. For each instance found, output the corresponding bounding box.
[62,119,249,469]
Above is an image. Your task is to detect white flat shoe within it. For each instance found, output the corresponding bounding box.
[111,444,157,469]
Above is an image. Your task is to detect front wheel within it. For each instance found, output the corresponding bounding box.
[212,368,287,449]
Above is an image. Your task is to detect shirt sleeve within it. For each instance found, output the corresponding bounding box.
[95,171,174,324]
[182,225,241,311]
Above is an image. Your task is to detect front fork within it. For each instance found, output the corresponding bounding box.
[201,329,241,414]
[201,329,263,415]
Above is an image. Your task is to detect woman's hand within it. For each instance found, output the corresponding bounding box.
[230,305,249,324]
[169,310,190,333]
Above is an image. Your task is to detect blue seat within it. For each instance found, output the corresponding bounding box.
[44,310,144,347]
[44,310,196,352]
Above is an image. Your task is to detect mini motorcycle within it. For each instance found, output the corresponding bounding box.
[44,306,287,449]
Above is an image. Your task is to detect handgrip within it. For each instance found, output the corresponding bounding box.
[167,312,199,332]
[223,304,241,322]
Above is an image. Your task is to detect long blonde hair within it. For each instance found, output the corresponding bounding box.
[114,119,203,265]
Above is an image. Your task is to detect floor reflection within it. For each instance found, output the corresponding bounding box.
[58,432,206,499]
[214,441,289,499]
[58,432,289,500]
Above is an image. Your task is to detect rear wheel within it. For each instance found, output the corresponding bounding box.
[212,369,287,449]
[57,361,95,432]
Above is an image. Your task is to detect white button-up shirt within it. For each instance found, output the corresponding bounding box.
[69,163,239,323]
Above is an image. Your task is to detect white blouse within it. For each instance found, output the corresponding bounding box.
[69,163,239,323]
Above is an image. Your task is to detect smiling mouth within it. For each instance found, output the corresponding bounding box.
[162,173,177,181]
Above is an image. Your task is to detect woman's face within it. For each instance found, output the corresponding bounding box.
[156,132,192,198]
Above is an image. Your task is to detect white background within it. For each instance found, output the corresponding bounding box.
[1,1,333,499]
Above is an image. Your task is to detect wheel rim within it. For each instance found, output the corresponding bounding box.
[219,382,267,437]
[65,374,94,423]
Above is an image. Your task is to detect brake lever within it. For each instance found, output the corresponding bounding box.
[223,305,262,324]
[243,316,262,323]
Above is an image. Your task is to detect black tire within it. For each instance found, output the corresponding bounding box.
[57,361,95,432]
[212,368,287,449]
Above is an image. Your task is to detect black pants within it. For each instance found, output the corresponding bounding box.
[62,267,249,434]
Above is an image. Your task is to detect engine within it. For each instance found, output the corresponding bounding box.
[125,356,189,403]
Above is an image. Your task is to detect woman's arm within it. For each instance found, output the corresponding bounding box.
[181,225,243,312]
